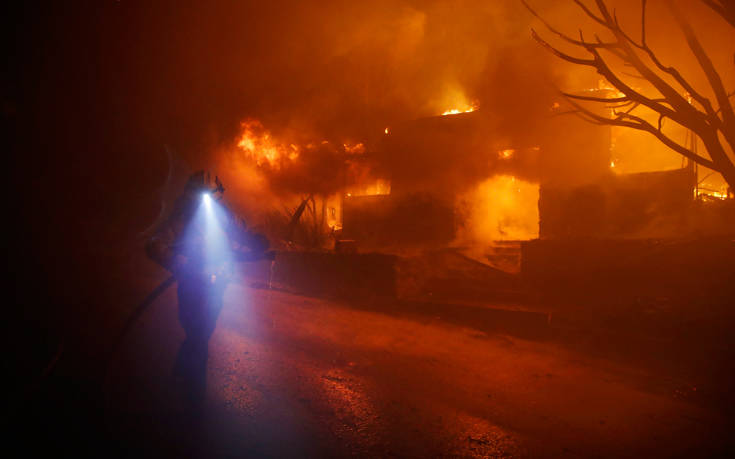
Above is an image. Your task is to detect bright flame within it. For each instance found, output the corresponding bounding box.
[441,101,478,116]
[499,149,515,159]
[437,86,478,116]
[698,188,730,200]
[343,142,365,154]
[236,118,366,169]
[457,175,539,242]
[236,119,298,168]
[346,179,391,197]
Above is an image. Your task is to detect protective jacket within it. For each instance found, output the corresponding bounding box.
[144,182,272,405]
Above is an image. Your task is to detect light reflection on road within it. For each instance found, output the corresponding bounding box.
[112,270,727,457]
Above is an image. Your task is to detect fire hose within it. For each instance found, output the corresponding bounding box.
[103,253,275,393]
[107,274,177,361]
[17,274,177,409]
[101,274,177,406]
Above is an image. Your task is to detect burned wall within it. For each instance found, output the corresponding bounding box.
[341,194,454,249]
[272,251,397,298]
[344,110,611,248]
[539,167,697,239]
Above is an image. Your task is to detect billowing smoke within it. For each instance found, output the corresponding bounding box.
[201,0,571,212]
[109,0,732,234]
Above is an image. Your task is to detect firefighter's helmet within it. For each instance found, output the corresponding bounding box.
[184,170,225,195]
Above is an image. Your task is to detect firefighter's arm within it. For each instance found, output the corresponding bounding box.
[231,229,275,262]
[145,228,186,272]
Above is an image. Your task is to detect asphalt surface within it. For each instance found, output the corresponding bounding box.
[104,268,731,457]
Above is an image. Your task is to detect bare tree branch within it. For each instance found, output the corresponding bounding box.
[564,96,717,168]
[668,0,735,151]
[524,0,735,188]
[641,0,647,47]
[562,93,629,103]
[573,0,608,26]
[576,0,716,117]
[702,0,735,28]
[530,29,682,124]
[527,2,696,127]
[530,29,596,66]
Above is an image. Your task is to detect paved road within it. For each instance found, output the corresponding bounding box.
[106,271,729,457]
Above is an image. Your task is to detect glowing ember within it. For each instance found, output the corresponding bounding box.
[384,127,390,135]
[699,189,730,200]
[499,149,515,159]
[343,142,366,154]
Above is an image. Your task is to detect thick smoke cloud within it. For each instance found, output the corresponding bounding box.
[143,0,571,216]
[165,0,729,216]
[105,0,572,153]
[208,0,570,207]
[17,0,731,226]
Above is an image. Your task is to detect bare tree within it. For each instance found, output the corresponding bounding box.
[523,0,735,190]
[702,0,735,28]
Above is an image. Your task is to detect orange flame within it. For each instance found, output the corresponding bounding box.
[457,175,539,242]
[499,149,515,159]
[441,101,478,116]
[347,178,391,197]
[236,119,298,168]
[236,119,366,169]
[343,142,366,154]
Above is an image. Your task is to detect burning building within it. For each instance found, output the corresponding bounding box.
[340,104,612,251]
[226,98,730,261]
[339,106,730,250]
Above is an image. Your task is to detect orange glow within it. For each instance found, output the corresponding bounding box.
[499,149,515,159]
[441,102,478,116]
[439,90,478,116]
[698,188,730,200]
[457,175,539,242]
[236,119,366,170]
[236,119,298,169]
[347,179,391,197]
[343,142,366,154]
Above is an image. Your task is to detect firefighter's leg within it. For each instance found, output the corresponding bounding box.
[174,280,210,405]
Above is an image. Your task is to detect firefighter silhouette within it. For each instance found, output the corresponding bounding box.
[146,171,273,406]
